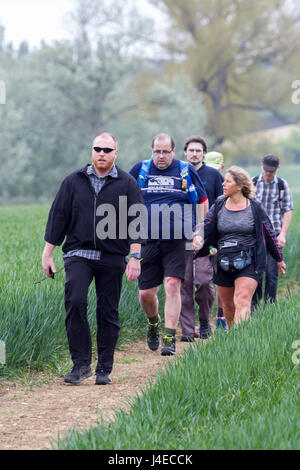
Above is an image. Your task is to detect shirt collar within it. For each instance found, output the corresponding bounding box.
[259,173,278,184]
[87,164,118,178]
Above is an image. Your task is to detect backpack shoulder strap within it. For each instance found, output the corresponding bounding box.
[137,158,152,188]
[277,177,284,192]
[179,160,189,182]
[179,161,199,204]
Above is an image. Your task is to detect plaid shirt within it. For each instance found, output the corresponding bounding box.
[63,164,118,260]
[254,174,293,234]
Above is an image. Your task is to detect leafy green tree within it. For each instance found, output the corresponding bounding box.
[149,0,300,145]
[0,0,208,201]
[0,2,154,200]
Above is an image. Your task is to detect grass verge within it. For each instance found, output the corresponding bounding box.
[54,293,300,450]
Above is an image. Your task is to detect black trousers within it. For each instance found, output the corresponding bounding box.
[64,256,125,373]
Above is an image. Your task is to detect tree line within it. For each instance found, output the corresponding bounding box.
[0,0,299,202]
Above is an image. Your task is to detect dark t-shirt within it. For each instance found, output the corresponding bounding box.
[197,163,223,207]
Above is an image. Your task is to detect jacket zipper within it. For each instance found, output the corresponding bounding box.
[81,168,116,250]
[93,194,97,249]
[81,171,98,250]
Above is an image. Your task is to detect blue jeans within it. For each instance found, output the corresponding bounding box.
[252,251,278,308]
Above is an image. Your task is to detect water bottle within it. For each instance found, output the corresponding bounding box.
[209,245,217,256]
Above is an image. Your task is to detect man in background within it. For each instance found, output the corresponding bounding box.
[205,151,224,173]
[252,154,293,307]
[179,137,224,341]
[204,150,227,331]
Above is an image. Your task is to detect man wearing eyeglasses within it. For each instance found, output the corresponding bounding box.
[180,136,224,342]
[42,132,144,386]
[129,133,208,355]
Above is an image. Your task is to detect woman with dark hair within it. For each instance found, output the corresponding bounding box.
[193,166,286,328]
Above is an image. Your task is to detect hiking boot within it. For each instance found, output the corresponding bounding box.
[199,319,212,339]
[181,333,194,342]
[161,335,176,356]
[64,364,92,384]
[95,370,112,385]
[147,315,161,351]
[216,316,228,332]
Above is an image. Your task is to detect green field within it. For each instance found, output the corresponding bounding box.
[0,197,299,449]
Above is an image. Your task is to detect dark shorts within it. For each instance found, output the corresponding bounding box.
[213,263,261,288]
[138,240,188,290]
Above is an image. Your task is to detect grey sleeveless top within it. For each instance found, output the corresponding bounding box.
[217,204,256,251]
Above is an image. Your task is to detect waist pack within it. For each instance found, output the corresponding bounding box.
[218,246,253,272]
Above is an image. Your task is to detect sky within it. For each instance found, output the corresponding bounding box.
[0,0,161,48]
[0,0,75,47]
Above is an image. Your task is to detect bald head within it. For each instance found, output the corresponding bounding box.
[152,133,175,151]
[93,132,118,149]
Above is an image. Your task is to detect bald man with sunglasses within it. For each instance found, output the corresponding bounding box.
[42,132,144,386]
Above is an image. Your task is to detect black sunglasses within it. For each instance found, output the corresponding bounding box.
[93,147,116,154]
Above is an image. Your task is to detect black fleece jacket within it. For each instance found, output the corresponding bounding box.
[45,165,144,264]
[195,196,283,276]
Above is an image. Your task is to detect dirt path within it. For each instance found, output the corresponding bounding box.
[0,335,194,450]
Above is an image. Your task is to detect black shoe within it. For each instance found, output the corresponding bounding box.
[199,319,212,339]
[147,315,161,351]
[181,333,194,342]
[95,370,112,385]
[64,364,92,384]
[161,335,176,356]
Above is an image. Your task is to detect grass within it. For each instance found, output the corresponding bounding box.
[0,200,299,449]
[0,200,299,378]
[54,293,300,450]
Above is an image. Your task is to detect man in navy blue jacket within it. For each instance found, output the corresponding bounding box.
[42,132,144,386]
[179,136,224,341]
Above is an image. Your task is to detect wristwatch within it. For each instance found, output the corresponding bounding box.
[129,253,142,260]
